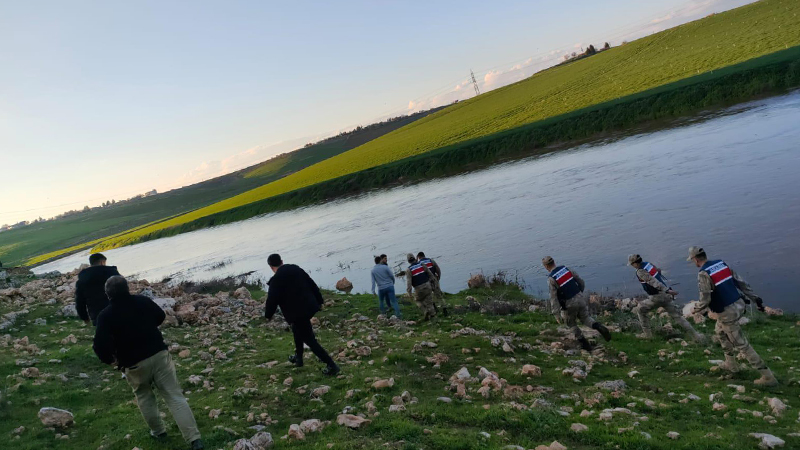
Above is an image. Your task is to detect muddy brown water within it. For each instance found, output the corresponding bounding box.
[36,91,800,311]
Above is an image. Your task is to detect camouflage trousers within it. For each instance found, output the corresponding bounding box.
[431,277,446,310]
[709,299,766,369]
[635,294,702,339]
[413,282,436,319]
[560,293,596,339]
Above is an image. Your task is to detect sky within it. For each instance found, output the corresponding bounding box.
[0,0,756,225]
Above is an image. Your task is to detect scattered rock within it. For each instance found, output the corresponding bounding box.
[521,364,542,377]
[667,431,680,440]
[768,398,787,417]
[335,278,354,294]
[336,414,371,429]
[371,378,394,389]
[287,424,305,440]
[467,274,489,289]
[749,433,785,449]
[595,380,626,391]
[570,423,588,433]
[534,441,567,450]
[38,407,74,428]
[299,419,327,434]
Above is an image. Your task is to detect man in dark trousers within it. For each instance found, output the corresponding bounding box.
[264,254,340,376]
[93,276,203,450]
[75,253,120,325]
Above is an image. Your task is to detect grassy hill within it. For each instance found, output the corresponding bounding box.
[68,0,800,255]
[0,107,443,266]
[2,277,799,450]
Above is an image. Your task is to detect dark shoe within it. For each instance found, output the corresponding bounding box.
[442,308,449,317]
[578,337,594,352]
[593,323,612,341]
[191,439,205,450]
[322,364,340,376]
[151,431,167,440]
[288,354,304,367]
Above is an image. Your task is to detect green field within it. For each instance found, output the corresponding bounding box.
[0,108,442,266]
[79,0,800,254]
[2,280,800,450]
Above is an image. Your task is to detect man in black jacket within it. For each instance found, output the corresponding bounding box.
[93,276,204,450]
[264,254,340,376]
[75,253,120,325]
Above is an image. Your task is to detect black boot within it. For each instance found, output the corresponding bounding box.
[288,354,304,367]
[578,336,594,352]
[592,323,612,341]
[322,364,340,376]
[191,439,205,450]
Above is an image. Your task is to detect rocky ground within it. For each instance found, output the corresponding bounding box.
[1,268,799,450]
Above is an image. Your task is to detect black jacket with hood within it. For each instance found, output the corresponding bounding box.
[264,264,324,324]
[75,265,120,324]
[93,294,167,369]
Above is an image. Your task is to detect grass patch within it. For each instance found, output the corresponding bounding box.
[2,283,799,449]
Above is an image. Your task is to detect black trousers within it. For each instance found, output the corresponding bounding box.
[292,317,335,367]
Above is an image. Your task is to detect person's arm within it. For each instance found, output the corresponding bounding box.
[693,271,713,313]
[371,269,377,295]
[264,281,280,320]
[730,268,756,300]
[406,269,413,296]
[431,260,442,279]
[92,316,116,365]
[74,279,90,323]
[143,297,166,326]
[305,272,324,306]
[637,269,670,294]
[548,277,561,316]
[572,270,586,292]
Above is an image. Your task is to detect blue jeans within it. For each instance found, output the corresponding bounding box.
[378,287,401,317]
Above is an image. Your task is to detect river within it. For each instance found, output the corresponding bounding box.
[36,91,800,310]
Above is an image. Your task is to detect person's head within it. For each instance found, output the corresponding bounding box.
[416,252,426,260]
[542,256,556,271]
[380,254,388,265]
[406,253,416,264]
[105,275,130,300]
[267,253,283,273]
[374,255,382,265]
[89,253,107,266]
[627,254,643,269]
[687,246,707,268]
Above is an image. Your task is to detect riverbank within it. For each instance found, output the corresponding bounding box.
[2,271,798,449]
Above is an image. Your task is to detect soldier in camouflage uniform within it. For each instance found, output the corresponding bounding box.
[405,253,437,320]
[628,254,705,342]
[417,252,446,315]
[688,246,777,387]
[542,256,611,351]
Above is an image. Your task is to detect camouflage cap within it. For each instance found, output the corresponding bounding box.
[686,246,705,261]
[627,254,642,266]
[406,253,416,262]
[541,256,555,266]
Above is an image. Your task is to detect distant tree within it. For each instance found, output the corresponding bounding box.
[83,205,90,212]
[603,42,611,50]
[571,52,577,58]
[585,45,597,55]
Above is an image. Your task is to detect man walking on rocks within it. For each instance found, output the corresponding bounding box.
[264,254,340,376]
[93,276,204,450]
[687,246,777,386]
[372,255,401,317]
[75,253,120,325]
[417,251,447,315]
[405,253,437,320]
[542,256,611,351]
[627,254,705,342]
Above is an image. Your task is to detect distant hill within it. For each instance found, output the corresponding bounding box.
[78,0,800,255]
[0,106,446,266]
